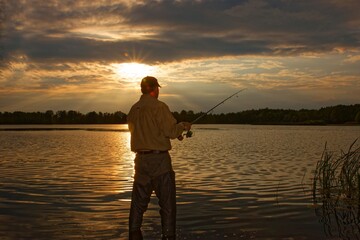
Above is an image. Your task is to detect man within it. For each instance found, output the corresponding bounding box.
[127,76,191,240]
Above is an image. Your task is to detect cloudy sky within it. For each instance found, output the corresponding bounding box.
[1,0,359,114]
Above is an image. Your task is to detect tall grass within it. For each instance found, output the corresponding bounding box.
[312,139,360,238]
[313,139,360,205]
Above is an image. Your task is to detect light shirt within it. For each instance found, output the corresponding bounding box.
[127,94,184,152]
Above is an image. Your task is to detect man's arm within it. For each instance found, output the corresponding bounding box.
[158,103,191,139]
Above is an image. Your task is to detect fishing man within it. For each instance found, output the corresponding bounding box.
[127,76,192,240]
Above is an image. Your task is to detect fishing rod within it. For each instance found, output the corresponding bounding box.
[178,88,246,140]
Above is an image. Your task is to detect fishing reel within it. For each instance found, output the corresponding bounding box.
[185,130,193,138]
[177,130,193,141]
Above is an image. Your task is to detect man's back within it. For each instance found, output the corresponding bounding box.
[127,94,183,152]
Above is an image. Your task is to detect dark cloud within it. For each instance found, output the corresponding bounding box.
[1,0,360,65]
[0,0,7,68]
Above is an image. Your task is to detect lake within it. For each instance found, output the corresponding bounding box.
[0,124,359,240]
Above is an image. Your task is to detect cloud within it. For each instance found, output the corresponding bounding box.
[344,54,360,63]
[2,0,360,65]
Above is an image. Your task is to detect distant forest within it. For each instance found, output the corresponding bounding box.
[0,104,360,125]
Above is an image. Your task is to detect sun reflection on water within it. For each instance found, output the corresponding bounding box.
[111,128,135,195]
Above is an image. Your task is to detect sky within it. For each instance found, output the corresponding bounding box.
[0,0,359,114]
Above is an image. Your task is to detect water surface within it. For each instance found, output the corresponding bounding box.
[0,124,359,239]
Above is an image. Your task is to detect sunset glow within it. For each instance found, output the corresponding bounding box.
[0,0,359,113]
[113,63,157,82]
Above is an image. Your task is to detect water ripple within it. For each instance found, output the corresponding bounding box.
[0,125,359,239]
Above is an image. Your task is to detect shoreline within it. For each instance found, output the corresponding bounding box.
[0,122,359,126]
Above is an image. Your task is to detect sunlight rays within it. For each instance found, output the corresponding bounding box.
[112,62,157,82]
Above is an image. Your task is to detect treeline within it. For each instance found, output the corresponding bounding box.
[174,104,360,125]
[0,104,359,125]
[0,110,127,124]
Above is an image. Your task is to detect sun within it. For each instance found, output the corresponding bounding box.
[113,62,157,82]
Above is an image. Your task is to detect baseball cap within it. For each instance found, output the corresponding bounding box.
[141,76,161,88]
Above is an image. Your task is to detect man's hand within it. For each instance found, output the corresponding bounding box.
[177,122,192,141]
[181,122,192,131]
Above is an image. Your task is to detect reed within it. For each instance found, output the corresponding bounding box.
[313,139,360,206]
[312,139,360,238]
